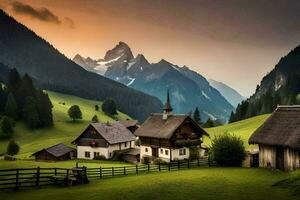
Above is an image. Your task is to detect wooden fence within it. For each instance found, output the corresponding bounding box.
[0,158,209,190]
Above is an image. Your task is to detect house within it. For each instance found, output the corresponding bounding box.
[249,106,300,171]
[72,121,136,159]
[135,90,209,163]
[119,119,139,133]
[32,143,76,161]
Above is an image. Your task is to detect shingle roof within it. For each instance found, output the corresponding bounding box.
[119,119,138,128]
[32,143,75,157]
[249,106,300,150]
[90,122,136,144]
[135,114,208,139]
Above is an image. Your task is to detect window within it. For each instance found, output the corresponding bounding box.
[179,148,186,156]
[94,152,100,157]
[145,147,148,152]
[160,149,163,154]
[85,151,90,158]
[124,142,127,147]
[165,150,169,155]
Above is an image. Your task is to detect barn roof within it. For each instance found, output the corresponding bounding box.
[32,143,75,157]
[134,114,208,139]
[249,106,300,150]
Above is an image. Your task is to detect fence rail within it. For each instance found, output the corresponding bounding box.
[0,158,209,190]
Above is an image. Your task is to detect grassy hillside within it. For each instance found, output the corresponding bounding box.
[2,168,299,200]
[205,114,270,149]
[0,91,130,158]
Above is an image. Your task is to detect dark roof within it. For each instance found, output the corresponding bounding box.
[119,119,138,128]
[89,122,136,144]
[32,143,75,157]
[135,114,208,139]
[249,106,300,150]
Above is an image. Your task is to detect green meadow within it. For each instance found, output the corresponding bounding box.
[0,91,129,158]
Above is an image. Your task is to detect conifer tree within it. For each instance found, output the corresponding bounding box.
[36,91,53,126]
[0,85,5,113]
[0,116,14,138]
[7,68,21,94]
[5,93,18,120]
[23,96,40,128]
[193,107,201,124]
[102,98,117,115]
[91,115,99,123]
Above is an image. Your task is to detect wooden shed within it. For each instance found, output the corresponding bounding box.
[32,143,76,161]
[249,106,300,171]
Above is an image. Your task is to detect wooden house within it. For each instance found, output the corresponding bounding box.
[249,106,300,171]
[32,143,76,161]
[135,90,209,162]
[72,122,136,159]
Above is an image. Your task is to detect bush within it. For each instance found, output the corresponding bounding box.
[210,133,246,167]
[68,105,82,121]
[0,116,15,138]
[94,155,106,160]
[189,146,200,160]
[4,155,16,161]
[6,140,20,156]
[91,115,99,123]
[102,98,117,115]
[142,156,150,164]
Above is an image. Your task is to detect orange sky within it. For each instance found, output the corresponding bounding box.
[1,0,300,97]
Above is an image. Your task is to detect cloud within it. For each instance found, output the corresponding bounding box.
[64,17,76,29]
[11,1,61,24]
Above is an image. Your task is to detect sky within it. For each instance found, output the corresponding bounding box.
[0,0,300,97]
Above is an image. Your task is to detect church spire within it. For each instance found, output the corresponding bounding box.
[163,89,172,119]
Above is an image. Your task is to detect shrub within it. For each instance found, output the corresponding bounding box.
[142,156,150,164]
[68,105,82,121]
[189,146,200,160]
[102,98,117,115]
[4,155,16,161]
[95,105,99,111]
[6,140,20,156]
[94,155,106,160]
[0,116,15,138]
[91,115,99,123]
[210,133,246,167]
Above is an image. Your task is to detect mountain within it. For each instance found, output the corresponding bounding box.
[74,43,234,121]
[230,44,300,122]
[208,79,245,107]
[0,10,163,122]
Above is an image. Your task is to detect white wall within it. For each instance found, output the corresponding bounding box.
[158,147,171,161]
[172,147,190,160]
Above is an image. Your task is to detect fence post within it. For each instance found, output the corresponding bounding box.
[112,167,114,176]
[158,162,161,171]
[177,160,180,170]
[15,169,19,190]
[197,158,200,167]
[136,165,138,174]
[147,163,150,172]
[188,160,190,168]
[54,168,57,176]
[124,167,126,175]
[100,167,102,179]
[76,162,79,168]
[168,162,170,171]
[208,157,211,167]
[36,167,40,188]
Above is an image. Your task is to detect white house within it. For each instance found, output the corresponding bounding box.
[72,122,136,159]
[134,90,209,163]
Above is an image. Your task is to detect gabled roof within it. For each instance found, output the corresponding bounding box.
[249,106,300,150]
[135,114,208,139]
[32,143,75,157]
[119,119,138,128]
[74,121,136,145]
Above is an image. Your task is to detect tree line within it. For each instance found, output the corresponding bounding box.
[0,68,53,138]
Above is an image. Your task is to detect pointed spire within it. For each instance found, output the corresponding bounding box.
[164,89,173,113]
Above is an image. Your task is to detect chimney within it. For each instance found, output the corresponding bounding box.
[163,89,173,120]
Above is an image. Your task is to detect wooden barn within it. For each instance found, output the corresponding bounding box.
[135,90,209,163]
[249,106,300,171]
[32,143,76,161]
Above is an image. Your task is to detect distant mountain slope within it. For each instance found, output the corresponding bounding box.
[209,79,245,107]
[74,43,234,121]
[230,44,300,122]
[0,10,163,122]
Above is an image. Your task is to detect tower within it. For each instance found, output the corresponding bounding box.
[163,89,173,120]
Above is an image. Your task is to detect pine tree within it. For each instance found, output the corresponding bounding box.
[0,85,6,113]
[6,140,20,156]
[102,98,117,115]
[5,93,18,120]
[36,91,53,126]
[68,105,82,121]
[229,111,235,123]
[95,105,99,111]
[193,107,201,124]
[7,68,21,94]
[23,96,40,128]
[17,74,35,108]
[202,118,214,128]
[91,115,99,123]
[0,116,14,138]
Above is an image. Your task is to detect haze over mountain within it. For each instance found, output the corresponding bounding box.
[208,79,245,107]
[0,10,163,122]
[230,44,300,122]
[74,42,235,121]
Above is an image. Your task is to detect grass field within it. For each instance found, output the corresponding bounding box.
[205,114,270,149]
[0,91,129,158]
[1,168,299,200]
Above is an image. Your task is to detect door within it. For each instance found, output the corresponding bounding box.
[152,147,158,157]
[276,147,284,170]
